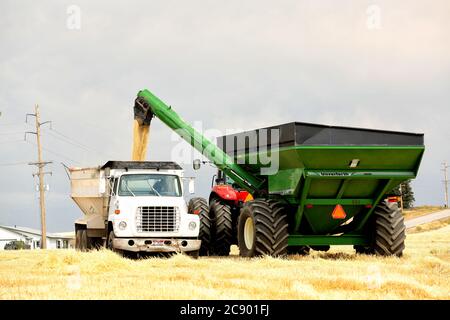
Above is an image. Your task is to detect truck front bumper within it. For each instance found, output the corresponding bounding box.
[113,238,201,253]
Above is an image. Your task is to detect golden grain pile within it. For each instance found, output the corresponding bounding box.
[0,225,449,300]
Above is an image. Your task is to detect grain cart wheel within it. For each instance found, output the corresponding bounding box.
[238,199,289,257]
[354,200,406,257]
[188,197,212,256]
[210,200,233,256]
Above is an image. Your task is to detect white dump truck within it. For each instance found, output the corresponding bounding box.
[68,161,201,257]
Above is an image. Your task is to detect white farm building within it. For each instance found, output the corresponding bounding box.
[0,225,74,250]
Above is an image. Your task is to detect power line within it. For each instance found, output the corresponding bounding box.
[43,129,97,154]
[43,127,114,159]
[0,123,32,126]
[0,131,25,135]
[25,140,81,164]
[0,139,24,145]
[0,161,30,167]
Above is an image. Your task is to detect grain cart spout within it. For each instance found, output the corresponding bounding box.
[134,89,264,195]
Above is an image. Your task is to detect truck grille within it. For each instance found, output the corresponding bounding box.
[136,206,180,232]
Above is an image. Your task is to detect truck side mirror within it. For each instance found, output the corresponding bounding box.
[193,159,201,170]
[188,179,195,194]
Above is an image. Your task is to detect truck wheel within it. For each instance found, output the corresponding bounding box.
[107,230,115,251]
[210,200,233,256]
[80,229,88,252]
[75,229,82,250]
[188,197,212,256]
[354,200,406,257]
[238,199,289,257]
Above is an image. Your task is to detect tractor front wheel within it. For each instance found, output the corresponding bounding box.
[238,199,289,257]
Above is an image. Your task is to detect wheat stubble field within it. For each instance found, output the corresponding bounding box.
[0,225,449,300]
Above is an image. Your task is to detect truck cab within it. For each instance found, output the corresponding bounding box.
[70,161,201,256]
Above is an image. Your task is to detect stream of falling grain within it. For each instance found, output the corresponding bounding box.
[131,120,150,161]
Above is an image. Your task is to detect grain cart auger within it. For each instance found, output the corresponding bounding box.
[134,89,425,257]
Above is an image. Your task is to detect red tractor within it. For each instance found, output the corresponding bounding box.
[188,169,253,256]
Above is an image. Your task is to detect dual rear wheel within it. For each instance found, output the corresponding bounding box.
[188,197,234,256]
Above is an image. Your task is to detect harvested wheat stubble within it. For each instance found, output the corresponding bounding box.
[0,225,448,300]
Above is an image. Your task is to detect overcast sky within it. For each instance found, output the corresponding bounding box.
[1,1,449,232]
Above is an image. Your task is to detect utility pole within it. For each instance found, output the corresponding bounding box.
[25,105,52,249]
[442,162,449,208]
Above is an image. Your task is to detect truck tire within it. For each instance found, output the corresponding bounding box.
[75,229,82,250]
[188,197,212,256]
[354,200,406,257]
[80,229,88,252]
[238,199,289,257]
[107,230,115,251]
[210,200,233,256]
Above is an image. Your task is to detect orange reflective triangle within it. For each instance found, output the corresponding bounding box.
[332,204,347,219]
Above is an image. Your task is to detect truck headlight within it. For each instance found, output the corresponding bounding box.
[119,221,127,230]
[188,221,197,230]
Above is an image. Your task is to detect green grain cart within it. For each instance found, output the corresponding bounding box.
[134,89,424,257]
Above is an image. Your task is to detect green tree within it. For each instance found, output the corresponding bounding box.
[4,240,31,250]
[390,180,415,209]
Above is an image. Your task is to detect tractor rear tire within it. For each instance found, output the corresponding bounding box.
[238,199,289,257]
[188,197,212,256]
[210,200,233,256]
[354,200,406,257]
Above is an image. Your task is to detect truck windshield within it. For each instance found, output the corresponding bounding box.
[118,174,181,197]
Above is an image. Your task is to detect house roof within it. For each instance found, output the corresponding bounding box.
[0,225,74,239]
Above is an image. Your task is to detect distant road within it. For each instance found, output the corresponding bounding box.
[405,209,450,229]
